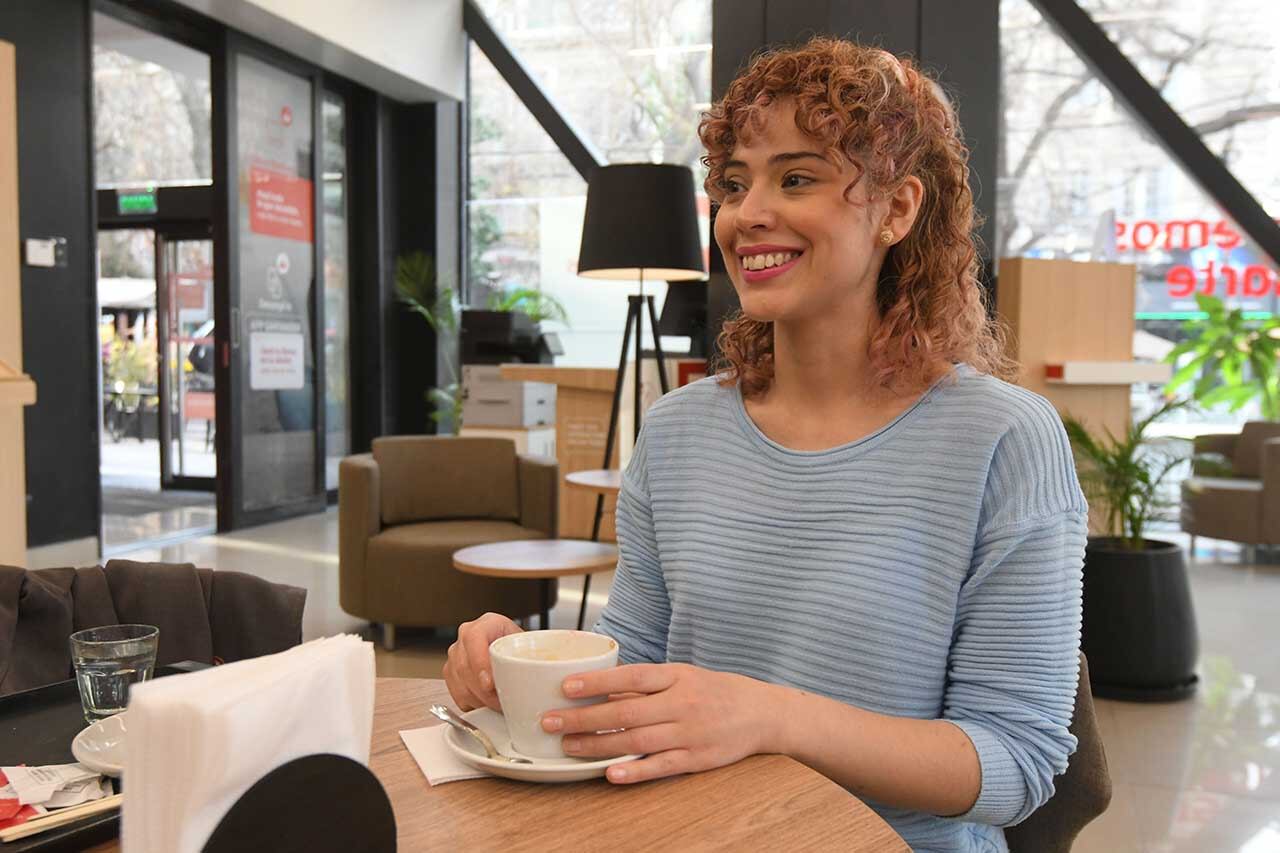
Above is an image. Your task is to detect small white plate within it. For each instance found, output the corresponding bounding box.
[442,708,640,784]
[72,712,128,778]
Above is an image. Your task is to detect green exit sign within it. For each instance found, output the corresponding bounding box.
[116,189,157,215]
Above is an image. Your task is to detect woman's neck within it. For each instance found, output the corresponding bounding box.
[767,291,889,411]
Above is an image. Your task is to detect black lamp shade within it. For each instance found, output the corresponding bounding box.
[577,163,706,281]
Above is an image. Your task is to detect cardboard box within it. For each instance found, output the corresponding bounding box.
[461,365,556,428]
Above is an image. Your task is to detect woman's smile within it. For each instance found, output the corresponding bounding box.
[737,244,805,282]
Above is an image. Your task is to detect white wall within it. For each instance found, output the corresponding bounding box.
[176,0,465,102]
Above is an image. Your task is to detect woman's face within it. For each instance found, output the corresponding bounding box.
[713,100,888,325]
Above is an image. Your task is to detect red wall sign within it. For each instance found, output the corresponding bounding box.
[248,166,313,244]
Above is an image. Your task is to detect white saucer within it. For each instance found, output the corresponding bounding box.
[442,708,640,784]
[72,712,128,778]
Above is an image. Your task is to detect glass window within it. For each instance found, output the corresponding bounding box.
[1000,0,1279,437]
[93,12,211,186]
[468,0,711,366]
[323,92,351,491]
[1081,0,1280,212]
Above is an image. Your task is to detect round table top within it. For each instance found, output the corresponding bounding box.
[453,539,619,578]
[564,469,622,495]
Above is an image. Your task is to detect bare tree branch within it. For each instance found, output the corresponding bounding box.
[1193,103,1280,136]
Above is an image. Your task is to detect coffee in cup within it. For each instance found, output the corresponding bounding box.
[488,630,619,759]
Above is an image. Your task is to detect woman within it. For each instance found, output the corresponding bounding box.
[445,38,1086,853]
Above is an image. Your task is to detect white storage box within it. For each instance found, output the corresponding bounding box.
[462,365,556,428]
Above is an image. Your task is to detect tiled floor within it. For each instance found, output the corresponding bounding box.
[113,514,1280,852]
[99,432,217,552]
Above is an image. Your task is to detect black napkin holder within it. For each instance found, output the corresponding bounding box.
[202,753,395,853]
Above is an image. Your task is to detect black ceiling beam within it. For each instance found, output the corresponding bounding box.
[463,0,604,182]
[1030,0,1280,268]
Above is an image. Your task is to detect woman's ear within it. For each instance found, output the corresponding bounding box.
[884,176,924,244]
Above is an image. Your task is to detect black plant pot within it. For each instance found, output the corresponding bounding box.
[1081,537,1199,701]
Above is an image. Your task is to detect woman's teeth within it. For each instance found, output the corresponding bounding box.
[741,251,799,271]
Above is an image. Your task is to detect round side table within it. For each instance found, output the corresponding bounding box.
[564,469,622,628]
[452,539,619,630]
[565,469,622,496]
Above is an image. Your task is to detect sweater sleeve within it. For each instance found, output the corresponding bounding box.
[594,428,671,665]
[943,391,1089,827]
[942,507,1087,826]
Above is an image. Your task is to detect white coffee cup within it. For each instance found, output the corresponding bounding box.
[488,630,619,759]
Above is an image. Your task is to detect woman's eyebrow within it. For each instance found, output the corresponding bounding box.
[724,151,829,171]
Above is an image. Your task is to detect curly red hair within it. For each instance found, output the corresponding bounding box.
[699,37,1016,397]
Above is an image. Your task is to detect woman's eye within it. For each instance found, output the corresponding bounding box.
[721,177,745,194]
[782,174,814,189]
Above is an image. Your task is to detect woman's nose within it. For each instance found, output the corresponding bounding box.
[735,185,776,230]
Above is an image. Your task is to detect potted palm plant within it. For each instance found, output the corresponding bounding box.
[395,252,462,432]
[1063,399,1199,701]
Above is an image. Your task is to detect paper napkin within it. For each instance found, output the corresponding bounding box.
[121,635,375,853]
[399,725,489,786]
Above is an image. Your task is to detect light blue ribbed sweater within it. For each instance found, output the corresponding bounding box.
[595,365,1088,853]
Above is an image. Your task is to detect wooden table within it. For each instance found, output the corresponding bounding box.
[453,540,619,630]
[564,468,622,495]
[89,678,908,852]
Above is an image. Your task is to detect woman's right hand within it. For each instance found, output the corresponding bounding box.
[444,612,523,711]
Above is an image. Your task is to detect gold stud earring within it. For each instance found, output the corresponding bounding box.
[879,229,894,245]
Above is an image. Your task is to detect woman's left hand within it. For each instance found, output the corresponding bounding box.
[539,663,779,784]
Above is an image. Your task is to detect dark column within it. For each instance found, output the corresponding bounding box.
[388,103,438,437]
[0,0,101,548]
[920,0,1000,279]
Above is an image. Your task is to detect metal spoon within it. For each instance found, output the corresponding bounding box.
[428,704,533,764]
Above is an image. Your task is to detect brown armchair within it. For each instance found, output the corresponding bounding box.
[1180,421,1280,554]
[339,436,558,649]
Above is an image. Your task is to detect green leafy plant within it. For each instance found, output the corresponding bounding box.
[1062,399,1192,551]
[104,338,157,409]
[486,286,569,325]
[1164,293,1280,420]
[394,252,462,431]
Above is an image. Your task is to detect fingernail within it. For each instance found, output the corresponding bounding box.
[607,766,627,782]
[562,679,583,696]
[479,670,492,689]
[541,714,563,732]
[562,736,580,752]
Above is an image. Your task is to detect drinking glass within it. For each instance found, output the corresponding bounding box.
[69,624,159,723]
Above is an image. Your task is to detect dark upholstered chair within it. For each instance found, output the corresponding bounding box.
[0,559,306,697]
[1181,421,1280,555]
[1004,653,1112,852]
[338,436,558,650]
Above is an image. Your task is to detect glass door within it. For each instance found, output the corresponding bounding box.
[220,45,326,527]
[156,232,216,489]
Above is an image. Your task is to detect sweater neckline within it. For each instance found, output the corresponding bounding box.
[730,365,963,461]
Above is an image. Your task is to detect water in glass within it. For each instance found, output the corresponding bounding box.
[69,625,159,723]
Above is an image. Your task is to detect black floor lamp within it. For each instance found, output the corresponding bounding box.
[576,163,706,548]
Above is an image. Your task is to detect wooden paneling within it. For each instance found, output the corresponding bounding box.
[501,365,620,541]
[0,39,32,566]
[0,41,17,368]
[997,257,1136,440]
